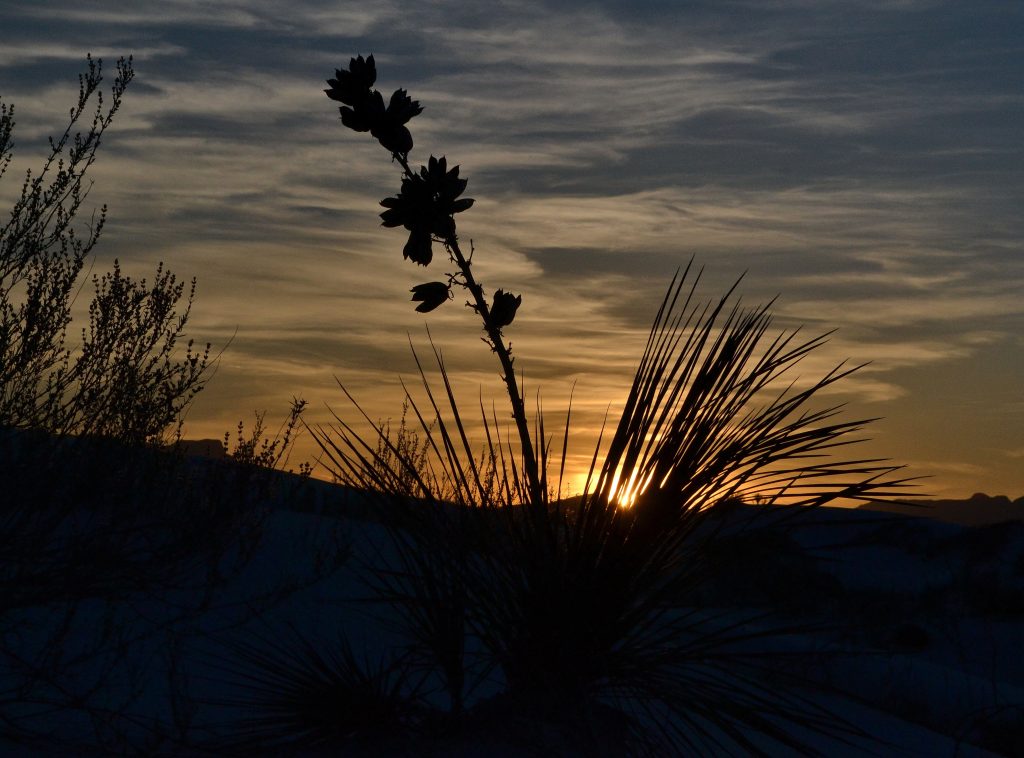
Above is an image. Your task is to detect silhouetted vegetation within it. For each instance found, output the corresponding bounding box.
[326,53,541,502]
[0,58,339,752]
[220,54,921,754]
[0,55,210,446]
[225,396,312,476]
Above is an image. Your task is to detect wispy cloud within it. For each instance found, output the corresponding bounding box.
[2,0,1021,496]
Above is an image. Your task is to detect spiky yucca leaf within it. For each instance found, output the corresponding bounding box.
[590,263,909,521]
[209,626,416,752]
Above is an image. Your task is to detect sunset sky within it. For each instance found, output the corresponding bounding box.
[2,0,1022,499]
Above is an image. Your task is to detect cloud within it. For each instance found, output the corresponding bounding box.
[0,42,185,67]
[1,0,1021,497]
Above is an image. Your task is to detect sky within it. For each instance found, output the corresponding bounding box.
[1,0,1022,499]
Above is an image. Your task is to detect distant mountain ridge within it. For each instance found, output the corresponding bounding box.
[5,425,1021,528]
[858,492,1024,526]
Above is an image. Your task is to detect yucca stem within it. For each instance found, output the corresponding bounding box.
[393,153,542,505]
[450,237,542,504]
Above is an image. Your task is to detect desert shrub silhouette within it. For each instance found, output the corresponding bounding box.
[225,396,312,476]
[0,55,210,447]
[219,54,915,754]
[0,58,329,750]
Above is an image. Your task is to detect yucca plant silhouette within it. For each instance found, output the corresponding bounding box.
[226,54,914,754]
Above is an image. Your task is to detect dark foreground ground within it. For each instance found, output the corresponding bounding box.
[1,429,1022,755]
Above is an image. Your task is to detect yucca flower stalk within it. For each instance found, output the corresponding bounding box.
[326,54,542,504]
